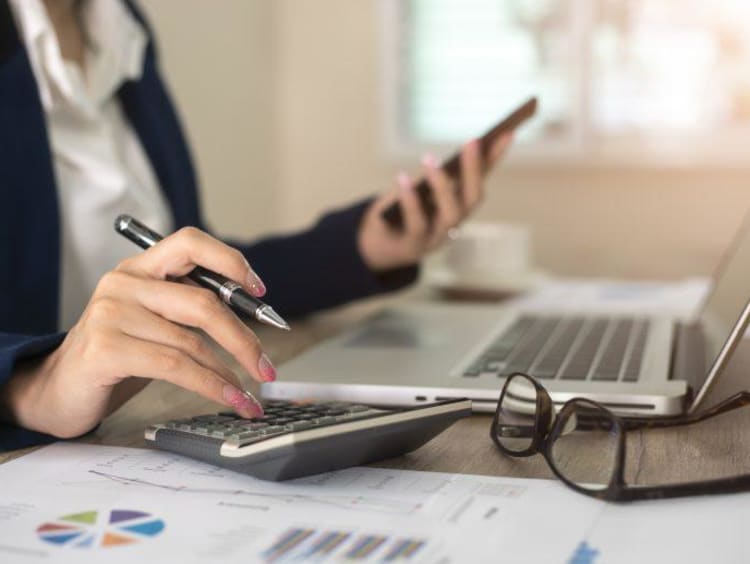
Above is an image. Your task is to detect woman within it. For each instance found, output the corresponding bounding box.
[0,0,511,450]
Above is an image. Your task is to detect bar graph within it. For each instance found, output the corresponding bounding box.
[262,527,427,562]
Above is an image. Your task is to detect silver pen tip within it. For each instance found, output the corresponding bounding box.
[257,306,291,331]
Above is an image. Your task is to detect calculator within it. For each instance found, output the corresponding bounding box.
[145,399,472,481]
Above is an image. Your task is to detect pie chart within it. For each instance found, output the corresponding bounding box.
[36,509,165,548]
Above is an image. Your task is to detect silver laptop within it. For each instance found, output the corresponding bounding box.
[263,215,750,417]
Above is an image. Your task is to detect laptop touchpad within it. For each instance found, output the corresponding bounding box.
[344,319,443,349]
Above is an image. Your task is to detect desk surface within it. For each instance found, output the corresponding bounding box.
[3,293,750,486]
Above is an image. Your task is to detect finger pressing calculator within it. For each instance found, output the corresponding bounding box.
[145,399,471,481]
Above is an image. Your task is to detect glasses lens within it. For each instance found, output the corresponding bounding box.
[494,374,539,453]
[549,400,619,491]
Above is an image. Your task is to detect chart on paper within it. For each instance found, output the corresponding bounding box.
[36,509,165,548]
[49,445,536,524]
[2,443,748,563]
[261,528,427,562]
[0,443,599,563]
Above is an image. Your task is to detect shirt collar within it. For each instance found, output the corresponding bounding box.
[8,0,147,112]
[84,0,147,104]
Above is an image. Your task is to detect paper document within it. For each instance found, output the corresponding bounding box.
[0,443,747,563]
[0,443,596,563]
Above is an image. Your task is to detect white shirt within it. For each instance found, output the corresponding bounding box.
[9,0,174,330]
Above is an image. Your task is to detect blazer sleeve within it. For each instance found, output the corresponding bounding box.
[116,3,418,318]
[0,333,65,452]
[0,201,416,452]
[225,198,419,319]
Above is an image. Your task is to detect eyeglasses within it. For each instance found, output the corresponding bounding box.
[491,372,750,502]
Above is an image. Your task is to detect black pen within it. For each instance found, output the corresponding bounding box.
[114,215,290,331]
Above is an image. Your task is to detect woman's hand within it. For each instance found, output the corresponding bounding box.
[2,228,274,439]
[357,133,513,272]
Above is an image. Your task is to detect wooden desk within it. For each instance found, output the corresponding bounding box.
[3,294,750,487]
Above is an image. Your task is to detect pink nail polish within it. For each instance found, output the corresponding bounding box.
[397,172,411,192]
[422,153,438,168]
[242,391,265,416]
[246,269,267,297]
[258,353,276,382]
[222,384,264,418]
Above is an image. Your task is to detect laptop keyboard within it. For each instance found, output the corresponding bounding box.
[463,316,650,382]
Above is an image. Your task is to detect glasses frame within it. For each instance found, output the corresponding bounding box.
[491,372,750,502]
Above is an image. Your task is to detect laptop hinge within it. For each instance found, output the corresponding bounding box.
[670,321,705,404]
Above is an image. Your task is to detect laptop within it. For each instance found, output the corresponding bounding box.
[263,215,750,417]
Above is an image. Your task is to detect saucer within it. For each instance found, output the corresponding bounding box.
[426,268,547,301]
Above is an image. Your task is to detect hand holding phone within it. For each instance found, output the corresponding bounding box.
[381,97,538,231]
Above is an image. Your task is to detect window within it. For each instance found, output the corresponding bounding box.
[385,0,750,166]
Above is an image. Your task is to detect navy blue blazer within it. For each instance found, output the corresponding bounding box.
[0,1,417,451]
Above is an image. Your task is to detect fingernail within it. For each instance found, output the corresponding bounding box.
[246,267,266,297]
[422,152,438,169]
[242,391,265,416]
[397,171,411,192]
[222,384,264,418]
[258,353,276,382]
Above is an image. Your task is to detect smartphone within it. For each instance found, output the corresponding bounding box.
[381,97,538,231]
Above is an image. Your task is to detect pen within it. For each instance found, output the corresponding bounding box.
[114,215,290,331]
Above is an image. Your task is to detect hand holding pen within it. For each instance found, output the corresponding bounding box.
[3,223,278,440]
[115,215,290,331]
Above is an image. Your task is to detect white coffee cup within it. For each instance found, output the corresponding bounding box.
[440,221,532,286]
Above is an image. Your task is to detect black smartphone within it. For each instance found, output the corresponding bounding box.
[381,97,538,231]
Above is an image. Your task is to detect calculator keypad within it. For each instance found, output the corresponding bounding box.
[161,401,386,447]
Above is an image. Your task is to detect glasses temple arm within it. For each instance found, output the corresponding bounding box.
[621,390,750,431]
[616,473,750,502]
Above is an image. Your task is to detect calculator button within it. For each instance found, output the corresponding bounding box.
[335,403,357,410]
[263,401,289,408]
[193,415,234,423]
[236,422,268,430]
[315,416,337,425]
[165,420,189,429]
[288,421,313,431]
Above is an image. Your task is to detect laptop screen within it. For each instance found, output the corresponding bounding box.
[694,215,750,405]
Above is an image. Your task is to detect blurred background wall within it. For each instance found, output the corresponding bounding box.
[142,0,750,280]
